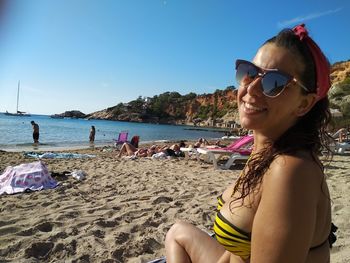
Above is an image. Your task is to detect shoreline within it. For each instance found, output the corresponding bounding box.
[0,142,112,153]
[0,139,191,153]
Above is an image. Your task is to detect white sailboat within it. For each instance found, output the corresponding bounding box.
[5,81,31,117]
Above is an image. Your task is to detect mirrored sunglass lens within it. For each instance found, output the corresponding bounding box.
[236,63,258,86]
[262,72,290,96]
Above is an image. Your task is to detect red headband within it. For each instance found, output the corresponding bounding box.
[292,24,330,100]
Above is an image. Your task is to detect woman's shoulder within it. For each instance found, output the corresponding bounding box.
[270,152,323,174]
[263,152,324,194]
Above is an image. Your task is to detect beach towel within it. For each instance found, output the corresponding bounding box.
[24,152,96,159]
[0,161,58,195]
[147,257,166,263]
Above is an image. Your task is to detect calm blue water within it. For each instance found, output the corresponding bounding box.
[0,113,227,151]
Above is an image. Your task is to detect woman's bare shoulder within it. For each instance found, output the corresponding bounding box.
[263,153,324,197]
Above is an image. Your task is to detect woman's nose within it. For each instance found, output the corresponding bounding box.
[246,77,264,97]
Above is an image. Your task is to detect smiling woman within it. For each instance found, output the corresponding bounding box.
[165,24,335,263]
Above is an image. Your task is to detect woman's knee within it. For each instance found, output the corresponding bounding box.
[166,221,193,245]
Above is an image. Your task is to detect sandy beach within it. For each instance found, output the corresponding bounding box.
[0,147,349,262]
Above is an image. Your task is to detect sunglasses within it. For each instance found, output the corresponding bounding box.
[235,59,310,97]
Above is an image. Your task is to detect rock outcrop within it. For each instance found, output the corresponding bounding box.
[50,110,86,119]
[331,60,350,85]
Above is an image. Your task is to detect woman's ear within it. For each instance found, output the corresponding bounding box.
[296,93,317,117]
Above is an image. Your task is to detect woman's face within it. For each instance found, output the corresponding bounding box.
[237,43,308,139]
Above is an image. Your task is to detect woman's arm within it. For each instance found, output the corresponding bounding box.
[250,155,320,263]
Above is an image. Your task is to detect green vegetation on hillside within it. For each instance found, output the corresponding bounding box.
[147,92,196,119]
[329,76,350,128]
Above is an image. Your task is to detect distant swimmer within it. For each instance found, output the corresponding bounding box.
[30,121,40,143]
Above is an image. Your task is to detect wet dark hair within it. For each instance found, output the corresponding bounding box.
[231,28,333,206]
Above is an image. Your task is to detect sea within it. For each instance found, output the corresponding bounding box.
[0,113,228,151]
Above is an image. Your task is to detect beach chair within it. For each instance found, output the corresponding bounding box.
[335,142,350,154]
[196,135,254,169]
[113,131,128,148]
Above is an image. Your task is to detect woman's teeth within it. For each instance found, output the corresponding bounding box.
[244,102,265,112]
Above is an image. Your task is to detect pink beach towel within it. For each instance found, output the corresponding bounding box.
[0,161,58,195]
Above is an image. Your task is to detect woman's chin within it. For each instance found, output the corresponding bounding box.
[239,116,260,130]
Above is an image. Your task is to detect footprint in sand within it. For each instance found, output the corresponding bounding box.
[130,224,141,233]
[0,226,21,236]
[95,219,119,228]
[333,204,344,212]
[152,196,173,204]
[91,229,105,238]
[48,231,69,242]
[142,219,161,228]
[112,206,122,211]
[55,210,80,220]
[36,222,54,232]
[24,241,54,259]
[112,248,125,261]
[115,232,129,244]
[16,227,36,236]
[174,200,183,206]
[140,238,162,254]
[0,219,18,227]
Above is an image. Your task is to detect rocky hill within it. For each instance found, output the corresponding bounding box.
[330,60,350,84]
[79,60,350,129]
[86,87,239,128]
[328,60,350,128]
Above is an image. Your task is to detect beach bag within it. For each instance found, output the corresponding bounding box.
[152,152,167,160]
[130,136,140,148]
[0,161,58,195]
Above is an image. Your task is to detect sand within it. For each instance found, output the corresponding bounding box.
[0,147,348,262]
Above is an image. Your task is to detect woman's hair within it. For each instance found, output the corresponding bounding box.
[231,28,333,206]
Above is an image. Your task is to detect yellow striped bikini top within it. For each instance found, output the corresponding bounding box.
[213,195,251,260]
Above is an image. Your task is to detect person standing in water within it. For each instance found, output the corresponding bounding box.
[89,125,96,142]
[30,121,39,143]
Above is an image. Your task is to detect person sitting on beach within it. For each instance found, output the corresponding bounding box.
[338,128,347,143]
[165,24,335,262]
[192,138,223,148]
[135,145,164,158]
[117,135,140,157]
[179,141,186,148]
[151,144,185,159]
[193,138,210,148]
[164,144,182,157]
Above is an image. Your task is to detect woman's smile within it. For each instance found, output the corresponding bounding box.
[242,102,266,113]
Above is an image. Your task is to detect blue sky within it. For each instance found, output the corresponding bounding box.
[0,0,349,115]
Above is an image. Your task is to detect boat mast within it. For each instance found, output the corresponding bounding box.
[16,80,20,113]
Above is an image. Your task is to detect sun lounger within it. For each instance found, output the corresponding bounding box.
[335,142,350,154]
[196,135,253,169]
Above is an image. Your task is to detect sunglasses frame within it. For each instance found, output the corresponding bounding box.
[235,59,310,97]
